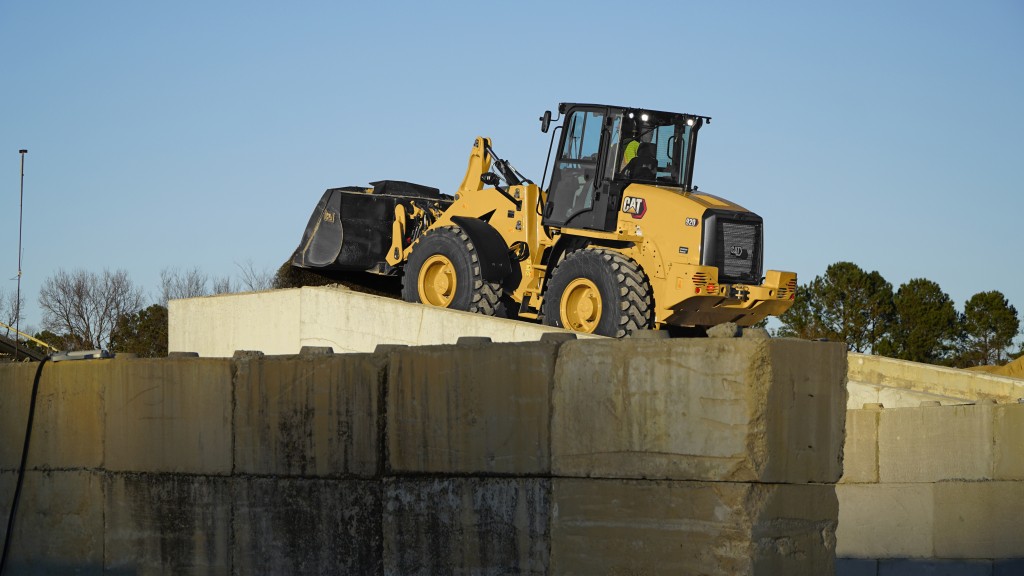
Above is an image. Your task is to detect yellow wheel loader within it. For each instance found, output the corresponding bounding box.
[290,103,796,337]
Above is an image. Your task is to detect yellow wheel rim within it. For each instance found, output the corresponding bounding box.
[418,254,456,307]
[560,278,602,333]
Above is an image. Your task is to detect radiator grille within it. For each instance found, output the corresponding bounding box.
[703,215,763,284]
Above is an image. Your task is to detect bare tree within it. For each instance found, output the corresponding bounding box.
[38,268,144,349]
[212,276,234,294]
[0,287,24,337]
[236,260,274,292]
[160,266,209,305]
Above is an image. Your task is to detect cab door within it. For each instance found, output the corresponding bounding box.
[543,107,610,230]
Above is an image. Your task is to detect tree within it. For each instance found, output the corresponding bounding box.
[1,287,25,336]
[160,266,209,305]
[236,260,274,292]
[38,268,144,350]
[876,278,958,363]
[110,304,169,357]
[953,291,1020,367]
[777,262,894,352]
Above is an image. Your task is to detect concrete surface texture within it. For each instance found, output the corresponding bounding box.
[837,402,1024,572]
[551,337,848,483]
[0,337,845,575]
[848,353,1024,408]
[168,285,596,356]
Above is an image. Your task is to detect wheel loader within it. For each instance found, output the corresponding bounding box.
[290,103,796,337]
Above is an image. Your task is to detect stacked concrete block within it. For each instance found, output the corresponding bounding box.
[549,338,847,574]
[0,335,847,575]
[233,353,386,477]
[386,341,559,475]
[550,479,838,576]
[383,477,550,576]
[104,357,233,475]
[382,341,558,574]
[232,476,383,575]
[837,403,1024,571]
[551,338,847,483]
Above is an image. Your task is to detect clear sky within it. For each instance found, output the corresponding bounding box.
[2,1,1023,337]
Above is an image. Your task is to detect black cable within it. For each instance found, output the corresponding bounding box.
[1,357,49,575]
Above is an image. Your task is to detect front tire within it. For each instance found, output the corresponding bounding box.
[541,248,654,337]
[401,226,501,315]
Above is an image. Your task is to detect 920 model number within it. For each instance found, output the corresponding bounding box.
[684,217,698,227]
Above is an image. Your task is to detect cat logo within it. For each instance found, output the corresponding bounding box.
[622,196,647,219]
[323,211,336,223]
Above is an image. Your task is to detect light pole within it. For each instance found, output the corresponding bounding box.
[15,149,27,360]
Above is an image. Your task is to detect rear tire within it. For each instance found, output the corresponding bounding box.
[401,226,501,315]
[541,248,654,337]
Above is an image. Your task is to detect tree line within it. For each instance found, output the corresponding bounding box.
[777,261,1021,367]
[3,260,1021,367]
[0,263,275,358]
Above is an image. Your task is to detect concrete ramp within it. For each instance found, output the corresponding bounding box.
[169,285,596,357]
[847,353,1024,408]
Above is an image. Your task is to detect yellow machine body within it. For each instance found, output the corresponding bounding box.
[394,136,795,331]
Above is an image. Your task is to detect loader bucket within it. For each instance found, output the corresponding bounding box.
[291,180,452,274]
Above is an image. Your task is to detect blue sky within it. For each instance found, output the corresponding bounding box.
[2,1,1023,337]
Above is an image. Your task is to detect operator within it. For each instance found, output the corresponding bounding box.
[621,127,653,171]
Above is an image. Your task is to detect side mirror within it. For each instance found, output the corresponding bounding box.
[539,110,552,133]
[480,172,500,187]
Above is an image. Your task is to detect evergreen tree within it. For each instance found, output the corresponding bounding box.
[110,304,169,358]
[876,278,958,363]
[954,291,1019,367]
[777,262,894,352]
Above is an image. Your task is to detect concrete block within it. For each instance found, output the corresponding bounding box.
[550,478,837,576]
[551,338,847,483]
[878,559,993,576]
[104,358,233,474]
[848,353,1024,405]
[933,481,1024,559]
[879,405,994,483]
[0,364,37,470]
[847,382,882,409]
[0,362,104,471]
[836,483,934,558]
[994,404,1024,480]
[233,477,382,575]
[233,354,385,477]
[0,470,104,574]
[387,342,557,474]
[104,473,231,574]
[171,286,595,357]
[300,287,426,353]
[841,408,880,483]
[169,289,302,357]
[383,477,550,575]
[876,387,966,409]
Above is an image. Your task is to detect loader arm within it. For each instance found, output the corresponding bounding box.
[457,137,492,198]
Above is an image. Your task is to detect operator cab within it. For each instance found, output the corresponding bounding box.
[540,103,708,232]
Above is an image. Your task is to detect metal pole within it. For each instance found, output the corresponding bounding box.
[15,149,27,360]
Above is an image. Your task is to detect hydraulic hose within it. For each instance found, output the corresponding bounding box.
[0,357,49,575]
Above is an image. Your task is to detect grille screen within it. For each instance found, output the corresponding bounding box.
[705,217,762,284]
[720,222,757,279]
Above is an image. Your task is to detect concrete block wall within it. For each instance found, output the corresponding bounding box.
[1,337,847,575]
[837,403,1024,574]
